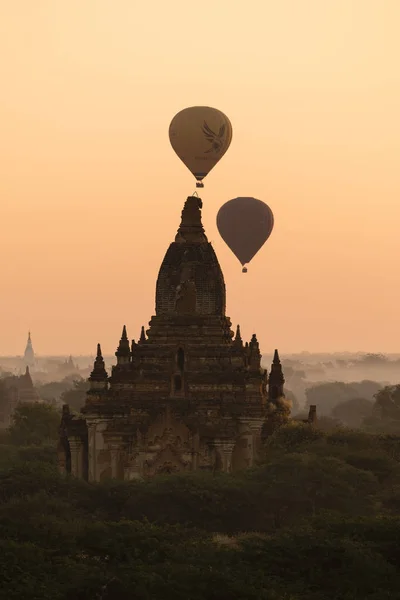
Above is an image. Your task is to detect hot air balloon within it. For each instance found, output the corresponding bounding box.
[169,106,232,188]
[216,197,274,273]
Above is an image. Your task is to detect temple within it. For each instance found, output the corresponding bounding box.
[0,367,40,429]
[58,196,291,481]
[23,331,35,370]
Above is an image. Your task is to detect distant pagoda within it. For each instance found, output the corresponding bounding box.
[23,331,35,369]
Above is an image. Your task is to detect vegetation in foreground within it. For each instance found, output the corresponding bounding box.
[0,403,400,599]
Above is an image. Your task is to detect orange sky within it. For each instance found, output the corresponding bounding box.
[0,0,399,356]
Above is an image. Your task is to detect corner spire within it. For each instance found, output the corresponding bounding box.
[273,349,280,365]
[268,348,285,401]
[247,333,261,371]
[89,343,108,382]
[139,326,146,344]
[115,325,131,365]
[233,324,243,347]
[116,325,130,358]
[175,196,208,244]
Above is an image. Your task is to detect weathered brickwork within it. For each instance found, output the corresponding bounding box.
[58,196,290,481]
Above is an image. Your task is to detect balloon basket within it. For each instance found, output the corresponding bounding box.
[242,267,248,274]
[196,182,204,188]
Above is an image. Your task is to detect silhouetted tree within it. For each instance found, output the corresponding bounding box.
[60,378,89,412]
[364,385,400,433]
[8,402,60,446]
[331,397,373,429]
[306,380,382,416]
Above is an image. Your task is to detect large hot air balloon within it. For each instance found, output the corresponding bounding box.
[169,106,232,188]
[217,197,274,273]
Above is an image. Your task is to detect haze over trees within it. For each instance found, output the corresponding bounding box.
[1,352,400,597]
[1,406,400,599]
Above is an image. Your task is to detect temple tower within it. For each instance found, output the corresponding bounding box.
[23,331,35,370]
[60,196,286,481]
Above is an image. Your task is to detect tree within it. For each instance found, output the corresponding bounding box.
[283,389,300,413]
[60,378,89,412]
[0,379,11,425]
[8,402,60,446]
[358,353,389,365]
[305,380,382,416]
[331,397,373,429]
[364,385,400,434]
[36,379,73,404]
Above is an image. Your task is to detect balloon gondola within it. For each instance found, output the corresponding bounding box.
[217,197,274,273]
[169,106,232,188]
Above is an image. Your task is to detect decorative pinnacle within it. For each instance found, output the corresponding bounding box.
[269,348,285,384]
[175,196,208,243]
[233,324,243,347]
[249,333,259,349]
[139,326,146,343]
[116,325,130,356]
[273,349,280,364]
[90,343,108,381]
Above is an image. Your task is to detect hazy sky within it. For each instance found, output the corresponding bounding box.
[1,0,399,356]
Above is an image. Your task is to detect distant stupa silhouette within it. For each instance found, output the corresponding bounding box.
[23,331,35,369]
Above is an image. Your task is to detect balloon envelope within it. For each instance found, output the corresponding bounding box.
[169,106,232,185]
[216,197,274,266]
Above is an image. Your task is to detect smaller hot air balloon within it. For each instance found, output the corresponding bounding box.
[169,106,232,188]
[217,197,274,273]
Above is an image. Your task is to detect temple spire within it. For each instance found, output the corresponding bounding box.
[139,326,146,344]
[89,343,108,383]
[24,365,33,386]
[268,348,285,401]
[116,325,131,364]
[248,333,261,371]
[23,331,35,369]
[273,349,280,364]
[233,324,243,348]
[175,196,208,244]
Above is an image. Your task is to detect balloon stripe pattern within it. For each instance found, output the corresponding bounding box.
[217,197,274,269]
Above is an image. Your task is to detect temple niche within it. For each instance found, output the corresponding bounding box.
[59,196,292,482]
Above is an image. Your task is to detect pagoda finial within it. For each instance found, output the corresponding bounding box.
[175,196,208,244]
[268,348,285,401]
[273,349,280,364]
[233,324,243,347]
[116,325,131,363]
[90,343,108,382]
[247,333,261,371]
[115,325,131,363]
[139,326,146,344]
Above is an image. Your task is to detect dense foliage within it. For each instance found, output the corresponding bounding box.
[1,409,400,599]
